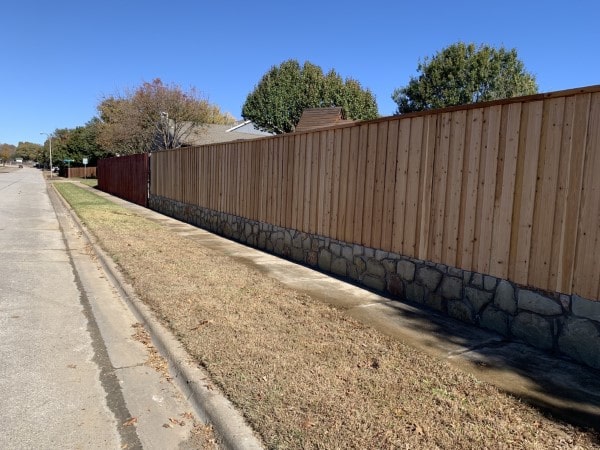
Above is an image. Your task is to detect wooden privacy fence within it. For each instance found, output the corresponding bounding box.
[151,86,600,301]
[98,153,149,207]
[61,166,96,178]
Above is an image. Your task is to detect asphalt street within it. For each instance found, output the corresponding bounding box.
[0,167,204,449]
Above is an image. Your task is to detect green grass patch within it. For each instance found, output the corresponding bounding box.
[54,182,119,212]
[79,178,98,187]
[53,183,157,236]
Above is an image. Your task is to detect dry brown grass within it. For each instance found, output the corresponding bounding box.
[55,183,600,449]
[131,322,172,380]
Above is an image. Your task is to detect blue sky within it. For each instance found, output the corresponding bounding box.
[1,0,598,146]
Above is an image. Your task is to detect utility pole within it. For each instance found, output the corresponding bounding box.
[40,132,53,178]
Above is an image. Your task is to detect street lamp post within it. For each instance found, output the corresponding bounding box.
[160,111,169,149]
[40,132,53,178]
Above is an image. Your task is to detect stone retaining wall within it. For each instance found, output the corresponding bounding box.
[150,195,600,370]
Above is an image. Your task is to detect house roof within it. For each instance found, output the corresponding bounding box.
[226,120,271,135]
[294,107,354,133]
[181,122,272,146]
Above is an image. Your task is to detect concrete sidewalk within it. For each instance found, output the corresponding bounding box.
[77,181,600,433]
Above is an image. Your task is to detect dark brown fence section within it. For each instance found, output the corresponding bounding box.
[98,153,149,207]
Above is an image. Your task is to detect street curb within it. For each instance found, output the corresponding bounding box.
[50,183,264,450]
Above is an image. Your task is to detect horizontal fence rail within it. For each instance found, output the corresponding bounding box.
[98,153,149,207]
[150,86,600,300]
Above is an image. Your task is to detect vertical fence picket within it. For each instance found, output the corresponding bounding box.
[391,118,410,254]
[330,129,343,240]
[371,122,388,250]
[344,126,360,243]
[362,123,379,247]
[510,101,543,285]
[573,92,600,299]
[554,95,590,293]
[337,127,351,241]
[404,116,424,258]
[529,98,565,287]
[489,103,521,279]
[381,120,398,251]
[442,111,466,266]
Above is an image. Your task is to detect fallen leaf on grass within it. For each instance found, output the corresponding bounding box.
[301,418,316,429]
[190,319,213,330]
[405,422,425,436]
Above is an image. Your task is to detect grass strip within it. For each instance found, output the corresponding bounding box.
[78,178,98,187]
[55,182,599,449]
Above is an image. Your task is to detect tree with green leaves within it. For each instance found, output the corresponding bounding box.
[242,60,379,134]
[15,142,43,162]
[97,79,234,154]
[37,119,110,169]
[44,128,71,166]
[60,119,107,165]
[0,144,15,165]
[392,43,538,114]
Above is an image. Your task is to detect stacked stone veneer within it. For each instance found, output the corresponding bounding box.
[150,195,600,370]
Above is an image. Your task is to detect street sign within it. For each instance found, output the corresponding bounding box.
[82,158,88,165]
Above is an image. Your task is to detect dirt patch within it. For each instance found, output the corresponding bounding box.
[55,183,600,449]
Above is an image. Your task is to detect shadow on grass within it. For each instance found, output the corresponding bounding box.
[153,213,600,437]
[162,219,600,437]
[371,296,600,435]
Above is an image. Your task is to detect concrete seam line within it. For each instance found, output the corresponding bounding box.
[51,183,265,450]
